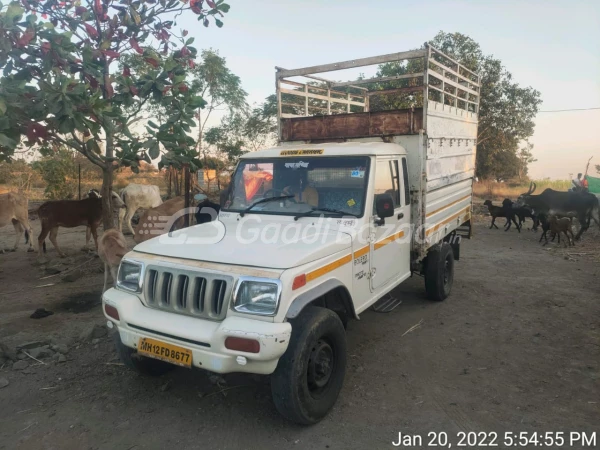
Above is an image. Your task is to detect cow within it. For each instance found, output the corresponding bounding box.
[133,196,187,244]
[118,184,163,236]
[0,192,34,252]
[517,182,600,240]
[37,192,125,257]
[98,229,128,293]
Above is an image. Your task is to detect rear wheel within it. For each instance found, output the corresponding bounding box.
[113,332,175,376]
[271,306,347,425]
[424,242,454,301]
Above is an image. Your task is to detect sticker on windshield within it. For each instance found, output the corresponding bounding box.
[347,198,356,207]
[280,149,324,156]
[285,161,309,169]
[351,170,365,178]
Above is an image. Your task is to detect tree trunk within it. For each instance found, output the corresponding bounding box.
[197,107,203,160]
[101,125,115,230]
[101,163,115,230]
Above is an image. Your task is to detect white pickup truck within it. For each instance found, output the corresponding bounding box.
[103,45,480,424]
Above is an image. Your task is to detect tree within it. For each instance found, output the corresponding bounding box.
[203,94,277,166]
[244,94,277,151]
[190,49,247,159]
[374,31,542,180]
[517,141,536,181]
[0,0,230,228]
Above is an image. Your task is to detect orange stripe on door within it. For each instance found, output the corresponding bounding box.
[306,254,352,282]
[353,245,369,258]
[374,230,405,250]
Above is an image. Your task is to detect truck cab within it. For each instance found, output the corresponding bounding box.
[103,44,480,425]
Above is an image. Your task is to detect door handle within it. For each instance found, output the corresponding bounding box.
[397,212,404,219]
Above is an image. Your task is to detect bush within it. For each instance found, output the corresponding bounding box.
[0,159,42,192]
[32,149,78,199]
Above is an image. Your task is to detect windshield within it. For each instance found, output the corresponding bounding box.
[223,156,370,217]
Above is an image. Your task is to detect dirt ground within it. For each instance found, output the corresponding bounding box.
[0,208,599,450]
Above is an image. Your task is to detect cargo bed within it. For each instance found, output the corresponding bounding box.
[276,44,480,260]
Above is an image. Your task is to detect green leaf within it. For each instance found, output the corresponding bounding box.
[148,140,159,159]
[148,120,159,129]
[86,139,101,154]
[0,132,18,148]
[0,98,6,115]
[185,37,194,45]
[188,96,206,109]
[217,3,230,12]
[215,19,223,28]
[5,3,24,24]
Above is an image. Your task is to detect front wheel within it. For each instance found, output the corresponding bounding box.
[271,306,347,425]
[424,242,454,301]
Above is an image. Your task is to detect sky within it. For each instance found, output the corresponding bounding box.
[178,0,600,180]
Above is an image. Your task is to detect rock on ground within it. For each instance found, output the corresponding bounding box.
[50,344,69,354]
[62,269,84,283]
[28,347,54,359]
[17,341,49,351]
[0,342,17,362]
[80,324,107,342]
[12,360,28,371]
[0,378,8,389]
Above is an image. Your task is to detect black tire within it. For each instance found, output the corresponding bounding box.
[113,332,175,376]
[271,306,347,425]
[424,242,454,301]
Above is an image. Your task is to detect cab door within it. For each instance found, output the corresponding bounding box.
[370,157,411,291]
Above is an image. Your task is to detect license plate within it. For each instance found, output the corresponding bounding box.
[137,337,192,368]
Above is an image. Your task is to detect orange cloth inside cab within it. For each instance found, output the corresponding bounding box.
[243,171,273,201]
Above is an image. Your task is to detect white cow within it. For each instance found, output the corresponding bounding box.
[118,184,162,235]
[0,192,34,252]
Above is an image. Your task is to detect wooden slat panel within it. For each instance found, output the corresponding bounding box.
[281,109,423,141]
[280,88,365,107]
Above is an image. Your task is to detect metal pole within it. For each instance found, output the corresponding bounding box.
[78,164,81,199]
[183,164,190,228]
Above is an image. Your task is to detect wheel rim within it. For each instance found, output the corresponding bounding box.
[307,339,334,392]
[443,254,453,289]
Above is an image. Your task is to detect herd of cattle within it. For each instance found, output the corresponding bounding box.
[2,180,599,276]
[0,183,219,255]
[483,182,600,246]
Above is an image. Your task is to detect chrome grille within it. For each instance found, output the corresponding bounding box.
[143,267,232,320]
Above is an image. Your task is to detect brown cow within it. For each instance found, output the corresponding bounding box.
[37,192,124,257]
[0,192,34,252]
[133,196,187,244]
[98,229,128,292]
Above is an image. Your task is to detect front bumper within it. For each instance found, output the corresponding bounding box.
[102,288,291,375]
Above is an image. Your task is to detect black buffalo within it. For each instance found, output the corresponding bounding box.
[517,182,600,240]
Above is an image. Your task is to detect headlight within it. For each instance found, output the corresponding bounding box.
[116,260,144,293]
[233,277,282,316]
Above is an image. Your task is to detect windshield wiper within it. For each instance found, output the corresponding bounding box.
[239,195,294,217]
[294,207,359,221]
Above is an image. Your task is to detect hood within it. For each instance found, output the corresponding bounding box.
[133,220,352,270]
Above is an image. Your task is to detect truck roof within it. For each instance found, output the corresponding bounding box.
[240,141,407,159]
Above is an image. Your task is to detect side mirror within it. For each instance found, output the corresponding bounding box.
[375,194,395,224]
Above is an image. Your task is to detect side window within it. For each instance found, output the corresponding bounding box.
[390,160,401,206]
[374,159,400,212]
[401,158,410,206]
